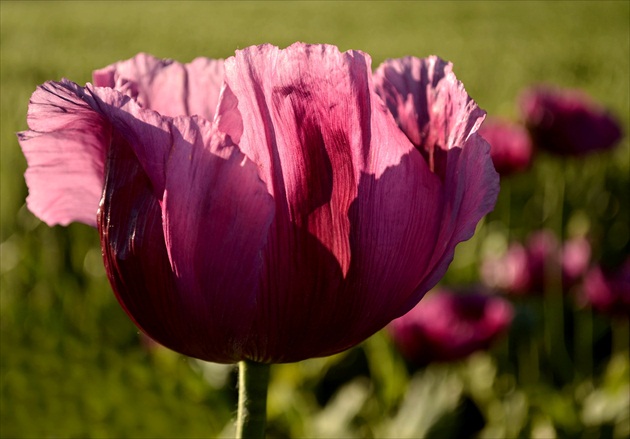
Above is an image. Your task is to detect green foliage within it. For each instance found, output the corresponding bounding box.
[1,1,628,438]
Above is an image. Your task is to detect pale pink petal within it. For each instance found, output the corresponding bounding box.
[561,237,591,286]
[213,83,243,144]
[481,242,531,294]
[23,79,172,199]
[17,80,109,226]
[93,53,225,120]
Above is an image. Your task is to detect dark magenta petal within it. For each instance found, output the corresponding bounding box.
[98,129,246,363]
[389,288,514,365]
[160,116,274,360]
[17,76,273,362]
[17,80,109,226]
[478,118,534,176]
[93,53,225,120]
[519,85,622,155]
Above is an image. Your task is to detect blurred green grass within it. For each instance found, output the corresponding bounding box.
[1,1,629,438]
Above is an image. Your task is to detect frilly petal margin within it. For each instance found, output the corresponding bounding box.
[373,56,487,177]
[93,52,225,121]
[372,56,499,314]
[17,80,109,227]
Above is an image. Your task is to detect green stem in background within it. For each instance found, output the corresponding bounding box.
[542,161,574,383]
[236,360,271,439]
[574,307,593,379]
[612,318,630,357]
[517,328,540,386]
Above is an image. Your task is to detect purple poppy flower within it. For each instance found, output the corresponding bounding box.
[478,118,533,176]
[388,288,514,365]
[519,85,622,155]
[17,44,498,364]
[581,259,630,318]
[481,230,591,296]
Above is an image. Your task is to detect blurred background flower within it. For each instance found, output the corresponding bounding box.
[388,288,514,366]
[481,230,591,296]
[581,259,630,318]
[479,117,534,176]
[520,85,622,156]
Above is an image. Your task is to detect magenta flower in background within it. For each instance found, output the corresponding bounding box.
[481,230,591,296]
[581,259,630,318]
[388,288,514,365]
[17,43,498,364]
[481,241,531,294]
[519,85,622,156]
[478,118,533,176]
[561,237,592,287]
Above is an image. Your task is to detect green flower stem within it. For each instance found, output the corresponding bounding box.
[612,318,629,356]
[236,360,271,439]
[542,161,573,383]
[575,307,593,378]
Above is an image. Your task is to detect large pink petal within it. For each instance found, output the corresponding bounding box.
[17,80,109,227]
[223,43,444,362]
[93,53,225,120]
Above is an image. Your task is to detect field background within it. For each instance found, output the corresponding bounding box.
[1,1,628,438]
